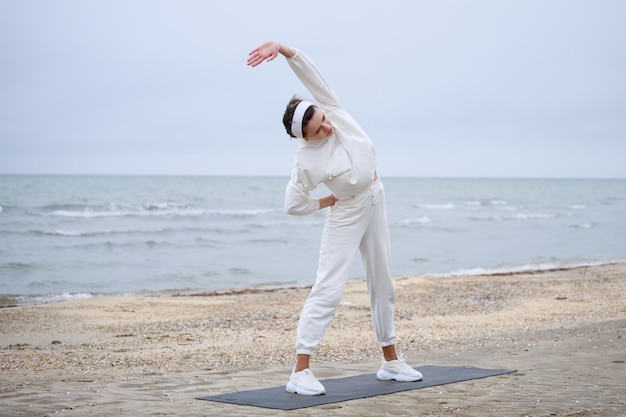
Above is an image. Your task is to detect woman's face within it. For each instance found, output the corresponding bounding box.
[304,108,334,140]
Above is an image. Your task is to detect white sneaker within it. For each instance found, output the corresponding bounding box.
[286,368,326,396]
[376,355,423,382]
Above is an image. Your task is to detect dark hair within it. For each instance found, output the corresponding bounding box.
[282,96,315,138]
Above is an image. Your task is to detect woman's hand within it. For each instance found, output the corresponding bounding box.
[319,194,339,209]
[247,41,296,67]
[247,40,281,67]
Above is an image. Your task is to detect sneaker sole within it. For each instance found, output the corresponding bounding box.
[376,369,423,382]
[285,382,325,396]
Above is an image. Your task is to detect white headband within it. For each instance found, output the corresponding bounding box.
[291,100,314,139]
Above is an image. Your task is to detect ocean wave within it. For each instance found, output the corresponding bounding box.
[414,203,455,210]
[395,216,432,226]
[3,262,39,270]
[490,200,509,206]
[250,237,292,244]
[228,267,253,276]
[56,237,222,251]
[205,208,281,217]
[47,229,87,237]
[13,292,94,306]
[430,260,621,278]
[468,212,558,221]
[509,213,557,220]
[571,222,595,229]
[34,223,315,240]
[414,200,512,210]
[52,203,204,218]
[30,226,226,238]
[49,203,281,219]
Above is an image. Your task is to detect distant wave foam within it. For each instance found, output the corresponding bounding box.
[430,260,621,278]
[469,212,558,221]
[14,292,94,305]
[396,216,431,226]
[415,200,511,210]
[53,204,203,218]
[51,203,279,219]
[414,203,455,210]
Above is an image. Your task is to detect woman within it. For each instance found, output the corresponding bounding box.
[247,41,422,396]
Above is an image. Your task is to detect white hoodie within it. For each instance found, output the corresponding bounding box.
[284,49,378,216]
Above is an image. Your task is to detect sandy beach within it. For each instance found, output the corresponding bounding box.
[1,263,624,416]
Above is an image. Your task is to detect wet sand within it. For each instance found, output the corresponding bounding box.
[1,263,624,416]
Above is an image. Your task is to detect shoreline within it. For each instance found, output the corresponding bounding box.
[1,263,624,416]
[2,259,623,308]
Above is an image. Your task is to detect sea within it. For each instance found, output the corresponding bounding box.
[1,175,624,305]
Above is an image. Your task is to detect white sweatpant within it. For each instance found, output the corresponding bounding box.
[296,179,397,355]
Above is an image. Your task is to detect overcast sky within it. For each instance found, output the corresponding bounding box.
[1,0,624,178]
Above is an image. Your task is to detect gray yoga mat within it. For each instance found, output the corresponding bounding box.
[197,365,516,410]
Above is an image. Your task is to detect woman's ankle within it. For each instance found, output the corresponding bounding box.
[295,354,310,372]
[382,345,398,362]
